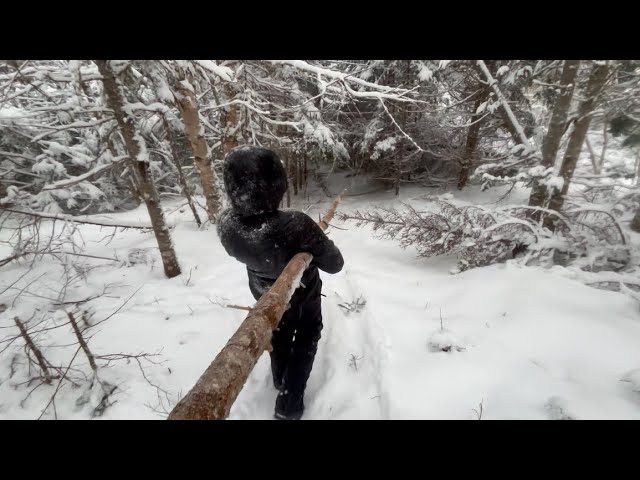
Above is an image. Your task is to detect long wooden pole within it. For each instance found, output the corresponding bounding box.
[168,192,345,420]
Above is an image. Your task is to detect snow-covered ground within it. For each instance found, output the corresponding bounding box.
[1,175,640,420]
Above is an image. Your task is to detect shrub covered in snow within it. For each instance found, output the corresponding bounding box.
[339,195,637,286]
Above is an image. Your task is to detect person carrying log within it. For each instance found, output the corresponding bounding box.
[217,146,344,420]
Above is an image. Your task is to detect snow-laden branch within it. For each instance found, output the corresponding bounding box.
[442,112,492,129]
[0,105,110,120]
[30,118,112,142]
[201,99,271,115]
[0,207,173,229]
[192,61,234,82]
[1,100,176,121]
[476,60,533,151]
[261,116,302,130]
[269,77,344,113]
[272,60,417,101]
[565,207,627,245]
[201,99,302,130]
[41,156,129,191]
[494,205,573,229]
[379,99,424,152]
[123,102,172,115]
[483,218,540,241]
[0,151,38,161]
[0,65,102,83]
[341,77,417,102]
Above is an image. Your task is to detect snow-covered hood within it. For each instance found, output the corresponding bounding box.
[223,146,288,217]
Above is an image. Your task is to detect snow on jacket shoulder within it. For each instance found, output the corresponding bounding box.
[217,146,343,298]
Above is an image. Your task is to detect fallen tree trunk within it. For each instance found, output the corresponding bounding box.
[168,191,346,420]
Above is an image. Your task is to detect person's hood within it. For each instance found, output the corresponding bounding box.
[223,146,288,217]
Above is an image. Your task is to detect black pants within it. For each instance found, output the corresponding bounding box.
[248,269,323,418]
[270,276,323,416]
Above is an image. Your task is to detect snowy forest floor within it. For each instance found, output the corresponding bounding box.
[2,173,640,420]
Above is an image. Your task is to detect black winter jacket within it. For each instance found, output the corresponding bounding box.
[217,146,344,300]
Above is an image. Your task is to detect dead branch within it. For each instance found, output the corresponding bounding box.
[225,304,252,311]
[67,312,97,373]
[1,249,120,269]
[318,191,345,230]
[0,251,29,268]
[14,316,53,384]
[0,207,156,229]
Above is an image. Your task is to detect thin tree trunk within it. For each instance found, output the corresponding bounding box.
[630,205,640,233]
[95,60,181,279]
[162,116,202,227]
[304,154,308,184]
[284,150,291,208]
[394,61,411,196]
[298,158,303,195]
[600,118,609,172]
[394,105,406,196]
[585,136,600,174]
[394,155,402,195]
[14,317,52,384]
[303,153,309,199]
[167,192,346,420]
[67,312,97,374]
[174,75,222,223]
[221,83,240,155]
[457,90,490,190]
[499,108,522,145]
[289,157,299,196]
[458,60,496,190]
[545,63,611,230]
[528,60,581,211]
